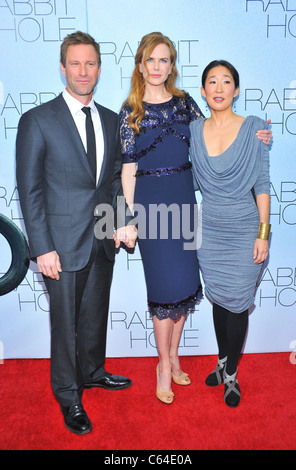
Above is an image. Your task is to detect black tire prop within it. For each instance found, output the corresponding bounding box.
[0,214,30,296]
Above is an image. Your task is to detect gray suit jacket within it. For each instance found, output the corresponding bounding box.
[16,93,126,271]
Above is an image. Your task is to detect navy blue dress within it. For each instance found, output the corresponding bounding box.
[120,95,203,320]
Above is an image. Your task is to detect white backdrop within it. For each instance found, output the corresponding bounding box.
[0,0,295,359]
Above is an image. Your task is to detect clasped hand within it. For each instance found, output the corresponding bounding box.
[114,225,138,249]
[37,250,62,280]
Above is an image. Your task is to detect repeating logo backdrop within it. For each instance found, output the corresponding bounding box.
[0,0,295,359]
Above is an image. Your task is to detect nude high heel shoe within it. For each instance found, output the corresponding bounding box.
[172,371,191,386]
[156,365,174,404]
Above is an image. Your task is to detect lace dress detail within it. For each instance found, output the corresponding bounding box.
[120,94,203,321]
[148,288,202,321]
[120,95,202,162]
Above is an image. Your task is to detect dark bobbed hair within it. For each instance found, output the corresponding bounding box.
[201,60,239,89]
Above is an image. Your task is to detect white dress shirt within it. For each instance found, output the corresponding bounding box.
[62,89,104,183]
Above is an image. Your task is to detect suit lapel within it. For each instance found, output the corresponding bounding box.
[51,94,96,183]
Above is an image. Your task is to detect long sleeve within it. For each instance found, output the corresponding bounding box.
[16,111,55,259]
[253,138,270,197]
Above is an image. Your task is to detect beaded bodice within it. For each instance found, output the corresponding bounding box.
[119,95,203,166]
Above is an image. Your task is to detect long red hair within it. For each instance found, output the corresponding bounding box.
[126,32,186,133]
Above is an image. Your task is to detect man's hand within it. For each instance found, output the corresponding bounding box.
[114,225,138,249]
[256,119,272,145]
[37,251,62,280]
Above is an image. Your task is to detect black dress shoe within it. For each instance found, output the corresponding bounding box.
[84,373,132,390]
[61,404,92,435]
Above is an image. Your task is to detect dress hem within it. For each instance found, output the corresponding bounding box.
[148,285,203,321]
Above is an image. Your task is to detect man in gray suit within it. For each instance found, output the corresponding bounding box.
[16,31,136,435]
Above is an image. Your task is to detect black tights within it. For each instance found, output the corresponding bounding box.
[213,303,249,376]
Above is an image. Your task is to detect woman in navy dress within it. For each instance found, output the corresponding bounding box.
[190,60,271,407]
[118,33,203,404]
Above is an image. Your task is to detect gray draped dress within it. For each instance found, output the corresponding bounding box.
[190,116,270,313]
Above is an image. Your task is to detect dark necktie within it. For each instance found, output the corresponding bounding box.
[82,107,97,179]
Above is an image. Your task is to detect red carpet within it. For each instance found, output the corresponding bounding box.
[0,353,295,450]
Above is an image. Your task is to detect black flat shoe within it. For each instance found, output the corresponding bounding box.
[84,373,132,390]
[61,404,92,435]
[205,356,227,386]
[223,370,241,408]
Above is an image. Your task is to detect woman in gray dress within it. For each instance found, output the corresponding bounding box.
[190,60,271,407]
